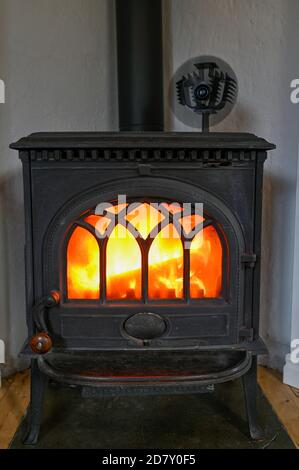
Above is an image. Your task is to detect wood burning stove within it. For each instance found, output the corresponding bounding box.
[10,0,275,446]
[11,132,274,443]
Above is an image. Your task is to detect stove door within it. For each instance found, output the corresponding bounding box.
[41,177,245,351]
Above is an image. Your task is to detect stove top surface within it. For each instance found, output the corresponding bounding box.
[11,131,275,151]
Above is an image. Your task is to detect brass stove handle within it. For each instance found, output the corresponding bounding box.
[29,291,60,355]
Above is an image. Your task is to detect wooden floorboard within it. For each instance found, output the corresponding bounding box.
[0,366,298,449]
[0,370,30,449]
[0,376,14,402]
[258,366,299,449]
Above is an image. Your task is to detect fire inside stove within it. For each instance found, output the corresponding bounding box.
[66,202,223,301]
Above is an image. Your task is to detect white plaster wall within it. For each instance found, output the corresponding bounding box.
[165,0,299,369]
[284,143,299,387]
[0,0,118,376]
[0,0,298,375]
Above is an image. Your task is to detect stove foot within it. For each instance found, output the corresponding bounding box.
[23,359,47,445]
[242,355,264,440]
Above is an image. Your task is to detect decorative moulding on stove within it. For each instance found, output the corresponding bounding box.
[10,132,274,164]
[10,132,275,151]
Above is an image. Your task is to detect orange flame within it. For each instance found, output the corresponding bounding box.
[190,225,222,297]
[148,224,183,299]
[106,224,142,300]
[67,227,99,299]
[67,204,222,300]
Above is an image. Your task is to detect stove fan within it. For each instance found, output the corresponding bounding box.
[174,56,238,131]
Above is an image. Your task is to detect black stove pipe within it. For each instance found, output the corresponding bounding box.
[116,0,164,132]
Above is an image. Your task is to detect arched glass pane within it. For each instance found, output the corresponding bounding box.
[106,224,141,300]
[67,227,100,299]
[85,214,111,236]
[190,225,222,298]
[179,214,205,234]
[161,202,183,215]
[106,203,127,214]
[125,203,164,239]
[148,224,183,300]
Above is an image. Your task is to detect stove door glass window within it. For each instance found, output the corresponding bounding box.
[66,201,224,302]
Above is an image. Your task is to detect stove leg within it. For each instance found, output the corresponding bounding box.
[242,356,264,440]
[23,359,47,445]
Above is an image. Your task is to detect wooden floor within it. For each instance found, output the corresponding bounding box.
[0,366,298,449]
[0,370,30,449]
[258,367,299,449]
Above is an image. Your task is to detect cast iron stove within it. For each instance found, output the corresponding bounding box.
[11,131,274,443]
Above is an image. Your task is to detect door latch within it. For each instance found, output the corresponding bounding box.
[241,253,257,268]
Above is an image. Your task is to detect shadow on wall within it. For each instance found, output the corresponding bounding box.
[259,172,291,370]
[259,0,299,371]
[0,2,27,376]
[0,171,29,376]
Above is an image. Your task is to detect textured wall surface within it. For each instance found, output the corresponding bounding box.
[0,0,118,375]
[165,0,299,369]
[0,0,298,375]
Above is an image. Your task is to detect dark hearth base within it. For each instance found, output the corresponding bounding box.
[11,377,294,449]
[42,350,249,381]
